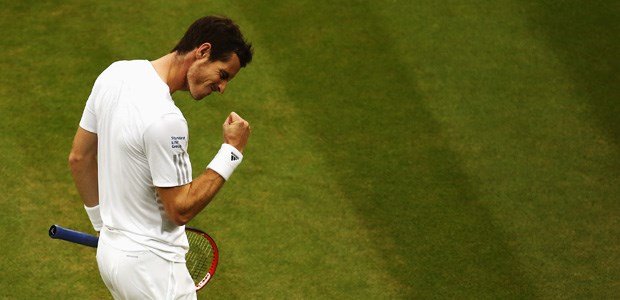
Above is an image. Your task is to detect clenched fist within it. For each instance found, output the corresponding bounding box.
[222,112,250,153]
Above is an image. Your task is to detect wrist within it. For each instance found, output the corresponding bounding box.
[206,143,243,180]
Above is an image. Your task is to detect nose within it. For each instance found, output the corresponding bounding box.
[217,81,228,94]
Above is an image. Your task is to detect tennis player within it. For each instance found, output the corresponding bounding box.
[68,16,253,299]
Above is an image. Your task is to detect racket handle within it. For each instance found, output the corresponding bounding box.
[49,224,99,248]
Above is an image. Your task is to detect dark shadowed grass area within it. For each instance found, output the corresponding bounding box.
[243,1,536,298]
[523,1,620,145]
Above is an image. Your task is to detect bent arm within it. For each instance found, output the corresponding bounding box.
[69,127,99,207]
[156,169,225,226]
[157,112,250,226]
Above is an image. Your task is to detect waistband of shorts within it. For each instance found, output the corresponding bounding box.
[100,226,148,252]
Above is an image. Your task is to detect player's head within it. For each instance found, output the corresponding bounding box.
[172,16,253,68]
[173,16,253,100]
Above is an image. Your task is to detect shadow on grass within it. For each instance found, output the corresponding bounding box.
[248,2,537,298]
[522,1,620,146]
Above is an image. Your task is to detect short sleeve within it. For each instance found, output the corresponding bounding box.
[79,88,98,133]
[144,113,193,187]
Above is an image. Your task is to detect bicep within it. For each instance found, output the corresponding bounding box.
[155,169,225,226]
[145,114,193,225]
[156,184,190,225]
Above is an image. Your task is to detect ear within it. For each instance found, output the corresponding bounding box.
[195,43,212,60]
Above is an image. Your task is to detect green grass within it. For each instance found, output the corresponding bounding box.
[1,0,619,299]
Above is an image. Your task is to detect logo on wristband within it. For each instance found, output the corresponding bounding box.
[231,152,240,161]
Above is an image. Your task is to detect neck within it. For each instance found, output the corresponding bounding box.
[151,52,188,94]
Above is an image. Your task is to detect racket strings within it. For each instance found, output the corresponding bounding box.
[186,231,215,283]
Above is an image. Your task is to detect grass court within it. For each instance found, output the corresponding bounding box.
[1,0,619,299]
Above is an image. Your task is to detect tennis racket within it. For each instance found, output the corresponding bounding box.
[49,224,219,291]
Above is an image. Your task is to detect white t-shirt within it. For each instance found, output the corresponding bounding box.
[80,60,192,262]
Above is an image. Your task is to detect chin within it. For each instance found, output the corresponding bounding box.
[189,91,208,101]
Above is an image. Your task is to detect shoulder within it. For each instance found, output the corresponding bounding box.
[99,60,149,78]
[143,113,189,147]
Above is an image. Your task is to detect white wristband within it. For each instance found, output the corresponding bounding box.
[207,143,243,181]
[84,204,103,231]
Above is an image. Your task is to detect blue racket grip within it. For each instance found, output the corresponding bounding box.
[49,224,99,248]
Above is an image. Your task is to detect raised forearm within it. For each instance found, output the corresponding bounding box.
[157,112,250,226]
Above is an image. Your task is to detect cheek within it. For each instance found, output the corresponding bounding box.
[190,68,213,86]
[186,71,203,92]
[185,71,212,99]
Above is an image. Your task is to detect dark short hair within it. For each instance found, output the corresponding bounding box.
[171,16,253,67]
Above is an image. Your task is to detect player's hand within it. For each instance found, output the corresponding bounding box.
[222,112,250,153]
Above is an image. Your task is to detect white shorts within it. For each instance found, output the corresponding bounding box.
[96,228,196,300]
